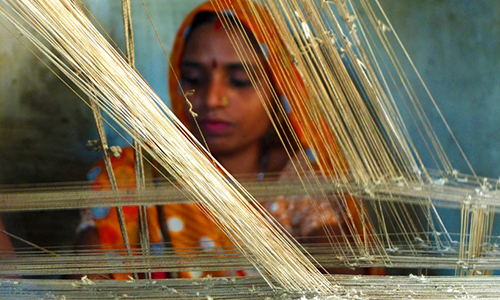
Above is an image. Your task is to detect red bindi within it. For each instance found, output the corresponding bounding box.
[212,60,217,69]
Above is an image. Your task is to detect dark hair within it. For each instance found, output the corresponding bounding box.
[185,11,261,53]
[186,12,218,38]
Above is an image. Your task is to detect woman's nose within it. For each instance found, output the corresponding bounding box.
[205,75,228,108]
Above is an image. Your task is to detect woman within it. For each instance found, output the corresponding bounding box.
[80,0,370,279]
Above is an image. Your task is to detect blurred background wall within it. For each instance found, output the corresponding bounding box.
[0,0,499,274]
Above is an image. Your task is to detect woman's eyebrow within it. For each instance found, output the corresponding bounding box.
[180,61,258,72]
[180,61,203,68]
[225,62,257,71]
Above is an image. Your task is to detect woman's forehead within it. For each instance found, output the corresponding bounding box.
[181,22,263,66]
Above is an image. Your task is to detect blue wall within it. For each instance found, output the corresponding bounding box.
[380,1,500,178]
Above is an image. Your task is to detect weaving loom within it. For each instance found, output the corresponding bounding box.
[1,0,500,299]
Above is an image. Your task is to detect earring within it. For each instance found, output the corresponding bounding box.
[221,96,229,107]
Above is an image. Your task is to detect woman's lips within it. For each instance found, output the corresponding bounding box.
[201,121,231,134]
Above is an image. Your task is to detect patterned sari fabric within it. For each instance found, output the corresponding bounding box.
[88,0,378,279]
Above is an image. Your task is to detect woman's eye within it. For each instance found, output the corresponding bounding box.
[228,68,254,88]
[182,75,205,86]
[181,65,206,86]
[229,77,252,87]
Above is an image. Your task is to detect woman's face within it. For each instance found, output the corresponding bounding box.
[180,21,273,157]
